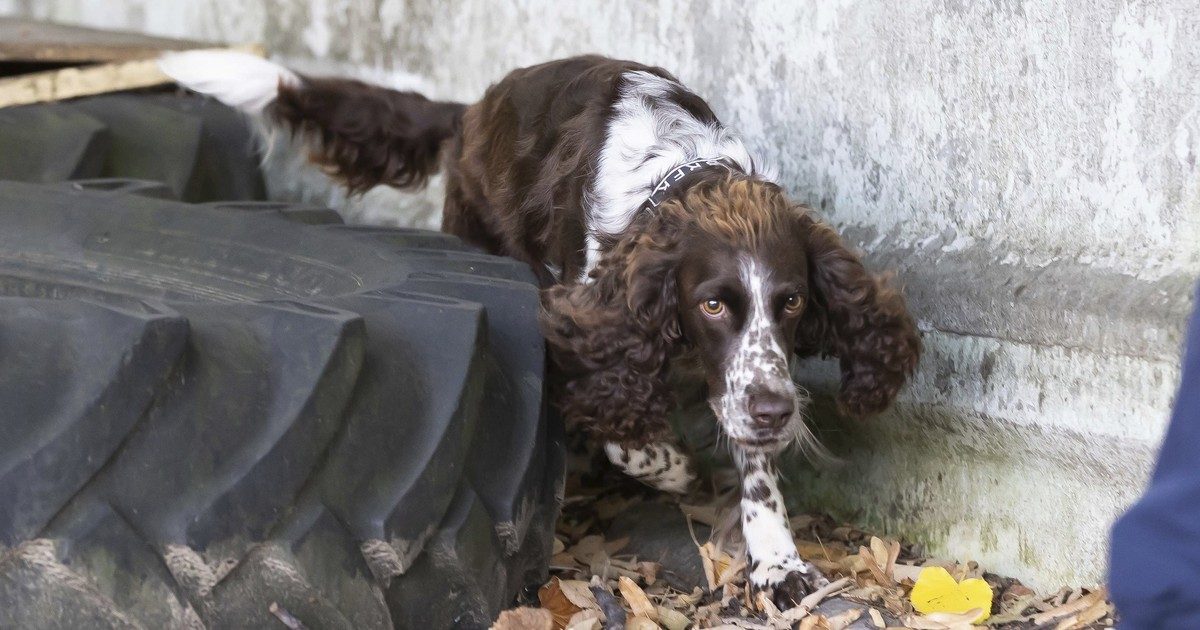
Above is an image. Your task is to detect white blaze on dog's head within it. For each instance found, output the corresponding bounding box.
[709,257,809,451]
[662,179,824,454]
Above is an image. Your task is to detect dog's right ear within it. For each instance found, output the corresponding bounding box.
[539,208,686,443]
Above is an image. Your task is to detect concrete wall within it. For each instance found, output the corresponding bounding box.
[4,0,1197,590]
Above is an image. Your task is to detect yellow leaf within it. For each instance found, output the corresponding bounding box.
[909,566,993,623]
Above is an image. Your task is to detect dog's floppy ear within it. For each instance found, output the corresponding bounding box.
[794,212,921,417]
[539,208,686,442]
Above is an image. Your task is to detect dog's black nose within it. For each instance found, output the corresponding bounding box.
[748,392,794,430]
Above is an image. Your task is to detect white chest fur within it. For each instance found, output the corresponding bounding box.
[583,71,761,280]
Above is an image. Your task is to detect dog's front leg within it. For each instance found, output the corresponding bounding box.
[604,440,694,494]
[736,449,828,608]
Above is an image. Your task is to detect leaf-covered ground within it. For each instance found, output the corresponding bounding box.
[495,458,1114,630]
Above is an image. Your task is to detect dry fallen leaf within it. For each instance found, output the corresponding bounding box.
[698,541,738,589]
[797,614,829,630]
[492,606,554,630]
[1001,582,1035,602]
[858,546,895,587]
[560,579,604,612]
[625,616,661,630]
[1030,588,1107,626]
[677,586,704,606]
[1054,598,1110,630]
[715,556,748,588]
[886,540,901,576]
[655,606,689,630]
[891,563,924,582]
[796,540,846,562]
[826,608,864,630]
[533,464,1117,630]
[618,576,658,621]
[699,543,718,590]
[564,609,603,630]
[754,591,782,618]
[812,558,844,577]
[838,553,869,576]
[638,561,660,585]
[869,538,890,570]
[540,578,585,624]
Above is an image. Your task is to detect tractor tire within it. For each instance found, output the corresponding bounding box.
[0,109,562,628]
[0,92,267,203]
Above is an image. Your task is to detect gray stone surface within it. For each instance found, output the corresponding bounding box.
[606,502,709,593]
[4,0,1198,589]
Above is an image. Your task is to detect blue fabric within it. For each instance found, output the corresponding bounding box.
[1110,283,1200,628]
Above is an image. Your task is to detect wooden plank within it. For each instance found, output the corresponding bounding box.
[0,17,211,63]
[0,44,264,109]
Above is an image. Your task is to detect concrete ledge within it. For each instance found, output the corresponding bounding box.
[845,226,1194,360]
[783,235,1193,590]
[787,397,1155,591]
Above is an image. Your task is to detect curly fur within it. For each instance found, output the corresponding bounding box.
[270,76,465,194]
[540,208,687,444]
[542,176,916,441]
[543,176,921,443]
[793,215,922,417]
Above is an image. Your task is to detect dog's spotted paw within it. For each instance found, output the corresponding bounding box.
[749,558,830,610]
[604,442,694,494]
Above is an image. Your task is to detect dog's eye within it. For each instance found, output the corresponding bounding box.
[783,293,804,314]
[701,299,725,317]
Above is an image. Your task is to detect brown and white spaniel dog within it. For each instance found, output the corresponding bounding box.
[162,52,921,607]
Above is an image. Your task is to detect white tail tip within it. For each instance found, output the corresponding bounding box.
[158,50,300,114]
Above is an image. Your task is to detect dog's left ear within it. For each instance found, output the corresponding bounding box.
[538,206,687,443]
[793,212,921,417]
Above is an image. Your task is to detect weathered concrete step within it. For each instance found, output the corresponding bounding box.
[780,235,1193,591]
[850,227,1194,360]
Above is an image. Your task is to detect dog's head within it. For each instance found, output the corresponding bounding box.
[542,177,920,451]
[672,183,812,451]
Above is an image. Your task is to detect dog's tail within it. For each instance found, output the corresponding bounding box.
[159,50,466,193]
